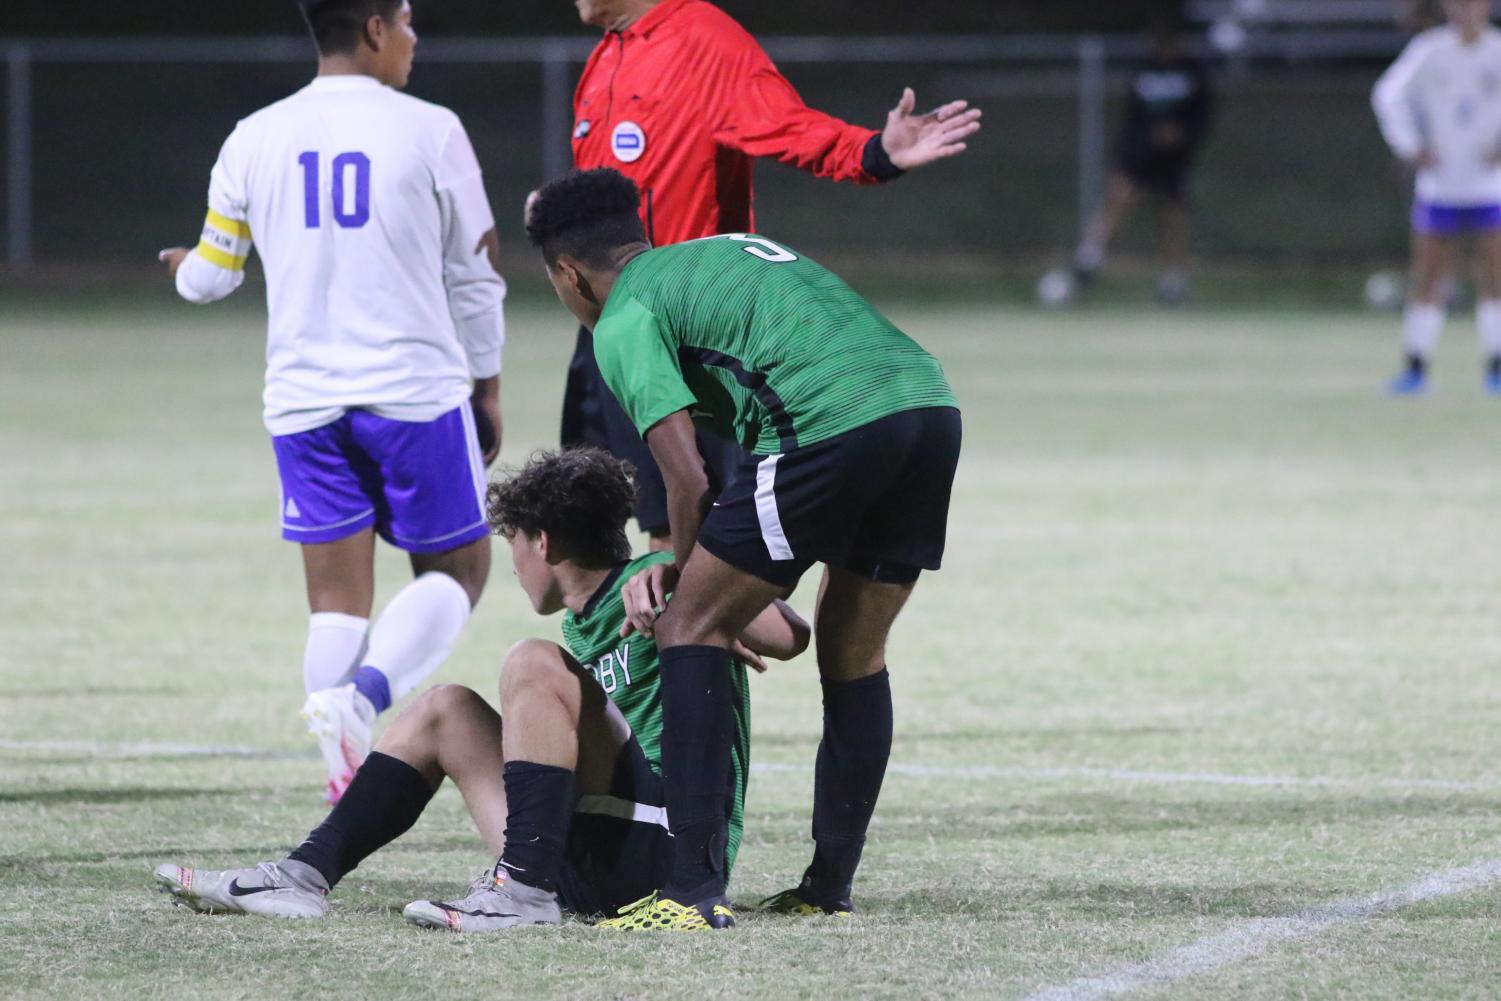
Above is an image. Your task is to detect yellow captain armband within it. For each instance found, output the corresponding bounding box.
[194,209,252,271]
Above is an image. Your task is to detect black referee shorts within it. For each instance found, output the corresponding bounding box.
[696,406,962,589]
[562,327,741,536]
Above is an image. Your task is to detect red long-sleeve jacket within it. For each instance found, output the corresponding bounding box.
[571,0,890,247]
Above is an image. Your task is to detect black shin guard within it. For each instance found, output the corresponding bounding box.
[807,668,893,900]
[496,761,575,892]
[658,645,737,899]
[288,751,436,888]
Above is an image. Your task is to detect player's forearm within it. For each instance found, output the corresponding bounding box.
[175,250,245,304]
[454,304,506,380]
[739,599,811,661]
[663,477,712,571]
[1372,47,1426,160]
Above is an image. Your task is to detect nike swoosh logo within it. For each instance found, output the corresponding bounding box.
[228,879,278,897]
[431,902,522,919]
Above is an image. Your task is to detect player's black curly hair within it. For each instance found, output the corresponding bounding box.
[485,447,638,569]
[297,0,403,56]
[526,168,648,267]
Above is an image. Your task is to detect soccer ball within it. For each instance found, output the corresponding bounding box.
[1364,270,1405,311]
[1036,268,1078,308]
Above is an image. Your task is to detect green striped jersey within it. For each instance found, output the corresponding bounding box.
[592,234,958,455]
[560,551,753,874]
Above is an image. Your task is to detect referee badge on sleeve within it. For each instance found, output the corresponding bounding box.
[612,121,646,164]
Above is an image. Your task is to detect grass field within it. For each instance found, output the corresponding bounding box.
[3,288,1500,1000]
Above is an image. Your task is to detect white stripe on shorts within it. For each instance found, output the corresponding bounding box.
[573,794,669,830]
[456,401,489,520]
[754,454,794,561]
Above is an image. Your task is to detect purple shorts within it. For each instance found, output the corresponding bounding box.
[272,405,489,553]
[1412,202,1501,235]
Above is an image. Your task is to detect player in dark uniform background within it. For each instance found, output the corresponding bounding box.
[556,0,981,545]
[1073,14,1213,303]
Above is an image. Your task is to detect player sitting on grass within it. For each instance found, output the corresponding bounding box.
[526,169,961,930]
[153,448,808,929]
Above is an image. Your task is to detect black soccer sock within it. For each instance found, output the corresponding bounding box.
[1488,356,1501,379]
[658,644,737,900]
[806,668,893,901]
[287,751,436,889]
[1407,353,1428,377]
[495,761,575,893]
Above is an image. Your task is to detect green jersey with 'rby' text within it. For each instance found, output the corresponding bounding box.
[592,235,959,455]
[560,551,753,873]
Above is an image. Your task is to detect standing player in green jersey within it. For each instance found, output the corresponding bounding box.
[526,169,962,930]
[153,448,806,931]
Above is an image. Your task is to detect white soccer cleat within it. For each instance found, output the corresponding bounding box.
[301,683,375,803]
[402,868,562,932]
[153,860,329,919]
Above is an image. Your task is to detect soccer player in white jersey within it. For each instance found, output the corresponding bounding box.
[159,0,507,802]
[1373,0,1501,395]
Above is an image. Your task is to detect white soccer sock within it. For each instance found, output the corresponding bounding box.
[362,572,473,703]
[303,612,369,694]
[1403,302,1446,360]
[1477,300,1501,359]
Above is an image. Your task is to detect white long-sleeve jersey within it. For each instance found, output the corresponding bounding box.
[1373,24,1501,207]
[176,75,507,436]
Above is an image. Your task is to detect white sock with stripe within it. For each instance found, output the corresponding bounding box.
[303,613,369,694]
[362,572,473,705]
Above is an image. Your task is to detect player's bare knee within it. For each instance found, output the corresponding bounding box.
[653,611,699,649]
[499,638,571,703]
[381,683,473,744]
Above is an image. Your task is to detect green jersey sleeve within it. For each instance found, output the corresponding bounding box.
[592,295,699,438]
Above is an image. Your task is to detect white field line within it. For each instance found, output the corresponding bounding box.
[1022,857,1501,1001]
[0,738,1493,792]
[0,738,308,760]
[754,761,1493,793]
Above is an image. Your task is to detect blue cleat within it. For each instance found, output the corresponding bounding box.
[1388,369,1428,396]
[1486,368,1501,396]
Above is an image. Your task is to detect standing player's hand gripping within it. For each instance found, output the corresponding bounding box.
[880,88,983,171]
[620,560,679,639]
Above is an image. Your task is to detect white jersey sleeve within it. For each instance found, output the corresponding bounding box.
[1372,31,1433,163]
[435,122,506,380]
[176,128,254,305]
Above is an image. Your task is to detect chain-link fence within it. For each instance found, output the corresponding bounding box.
[1,34,1416,273]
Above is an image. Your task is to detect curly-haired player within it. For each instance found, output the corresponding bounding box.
[153,448,808,930]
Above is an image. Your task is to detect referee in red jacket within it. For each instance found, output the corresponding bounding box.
[558,0,981,542]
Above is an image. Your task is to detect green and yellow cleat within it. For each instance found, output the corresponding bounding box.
[759,885,853,918]
[596,891,736,931]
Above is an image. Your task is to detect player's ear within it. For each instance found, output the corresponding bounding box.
[362,12,384,52]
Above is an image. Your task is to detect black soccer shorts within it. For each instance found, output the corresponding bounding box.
[696,406,962,589]
[555,734,672,918]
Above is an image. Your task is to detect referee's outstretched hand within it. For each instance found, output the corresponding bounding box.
[880,88,983,171]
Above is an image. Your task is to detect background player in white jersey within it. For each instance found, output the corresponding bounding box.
[159,0,507,801]
[1373,0,1501,394]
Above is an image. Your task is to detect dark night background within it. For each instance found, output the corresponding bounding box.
[4,1,1180,37]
